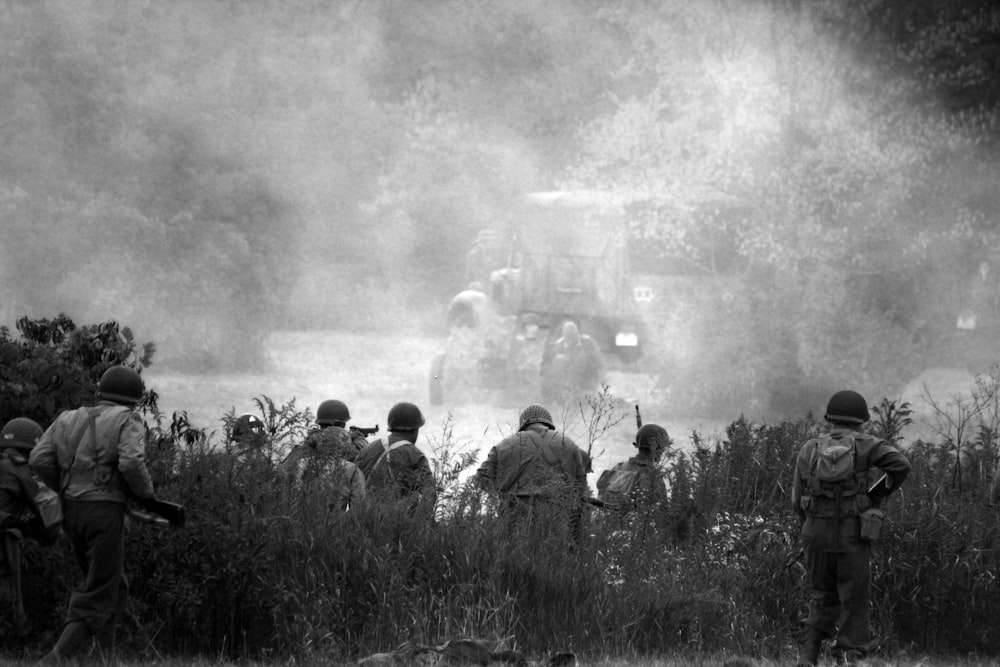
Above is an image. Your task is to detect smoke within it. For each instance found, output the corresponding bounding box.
[1,1,997,422]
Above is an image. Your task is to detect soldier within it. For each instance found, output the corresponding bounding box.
[230,413,268,460]
[791,390,911,666]
[283,400,366,511]
[1,418,59,634]
[357,402,436,519]
[542,321,606,403]
[474,404,588,541]
[596,423,671,534]
[290,400,366,464]
[30,365,156,663]
[446,282,490,329]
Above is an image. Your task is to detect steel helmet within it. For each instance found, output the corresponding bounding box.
[518,404,555,431]
[1,417,44,451]
[317,399,351,425]
[232,413,265,441]
[635,423,670,451]
[560,321,581,346]
[98,366,144,405]
[387,402,425,431]
[824,390,870,425]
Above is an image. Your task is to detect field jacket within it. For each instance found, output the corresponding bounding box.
[30,401,154,503]
[791,426,910,520]
[475,426,587,500]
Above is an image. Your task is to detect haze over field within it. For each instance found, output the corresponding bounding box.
[3,1,1000,422]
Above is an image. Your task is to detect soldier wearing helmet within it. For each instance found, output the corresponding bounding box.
[596,423,671,533]
[282,400,366,510]
[446,282,490,329]
[474,404,588,541]
[315,399,367,461]
[791,390,911,666]
[1,417,54,538]
[356,402,436,519]
[30,365,156,662]
[542,321,606,404]
[1,417,59,630]
[229,413,269,465]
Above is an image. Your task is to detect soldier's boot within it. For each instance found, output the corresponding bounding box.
[41,620,91,664]
[795,626,826,667]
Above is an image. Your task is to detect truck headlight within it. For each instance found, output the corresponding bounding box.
[615,332,638,347]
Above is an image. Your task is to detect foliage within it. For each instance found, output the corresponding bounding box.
[0,314,155,427]
[6,335,1000,663]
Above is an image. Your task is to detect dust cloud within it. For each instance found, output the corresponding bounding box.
[1,2,998,430]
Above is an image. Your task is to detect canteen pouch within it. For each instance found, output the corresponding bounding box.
[34,484,63,529]
[859,508,885,542]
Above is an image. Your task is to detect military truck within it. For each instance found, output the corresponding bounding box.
[429,190,646,405]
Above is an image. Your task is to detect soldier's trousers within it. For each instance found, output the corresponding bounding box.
[801,515,871,651]
[62,500,128,636]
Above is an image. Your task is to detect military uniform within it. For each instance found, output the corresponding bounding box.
[362,435,436,517]
[791,391,911,665]
[475,405,588,540]
[597,458,668,510]
[300,425,363,462]
[283,440,365,511]
[30,366,154,662]
[0,451,52,540]
[596,423,671,529]
[542,322,606,402]
[1,418,57,632]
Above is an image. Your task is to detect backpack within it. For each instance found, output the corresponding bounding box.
[598,463,642,510]
[807,434,860,497]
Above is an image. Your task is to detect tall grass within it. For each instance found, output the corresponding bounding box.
[7,384,1000,664]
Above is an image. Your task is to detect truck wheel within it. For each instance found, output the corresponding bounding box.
[429,353,446,405]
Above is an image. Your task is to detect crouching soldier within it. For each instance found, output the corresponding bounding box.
[1,417,60,634]
[791,390,911,666]
[597,423,671,538]
[30,365,157,663]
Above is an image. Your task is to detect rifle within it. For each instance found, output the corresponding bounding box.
[127,508,170,528]
[134,496,186,528]
[867,474,893,504]
[635,405,642,430]
[350,425,379,437]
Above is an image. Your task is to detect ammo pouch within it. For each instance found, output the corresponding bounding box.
[859,508,885,542]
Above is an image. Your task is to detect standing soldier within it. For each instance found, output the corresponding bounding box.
[308,400,366,462]
[474,404,588,541]
[1,418,59,634]
[596,423,671,535]
[791,390,911,666]
[230,413,268,462]
[30,365,156,663]
[358,402,436,519]
[283,400,366,511]
[542,321,606,403]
